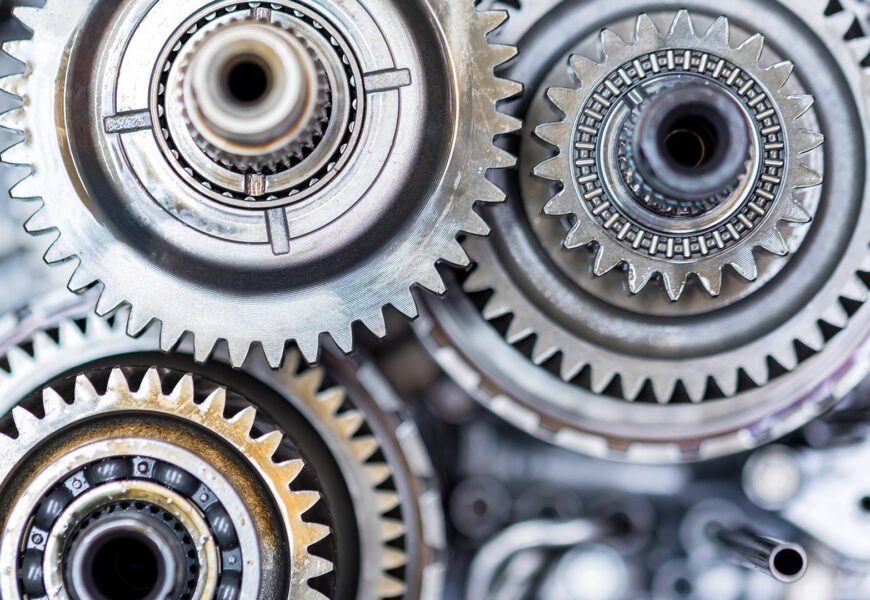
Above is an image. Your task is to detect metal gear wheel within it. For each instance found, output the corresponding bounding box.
[534,10,823,299]
[417,0,870,461]
[0,366,333,599]
[0,291,445,600]
[0,0,520,366]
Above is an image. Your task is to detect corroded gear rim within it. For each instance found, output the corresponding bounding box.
[0,366,333,600]
[533,10,823,300]
[0,0,521,367]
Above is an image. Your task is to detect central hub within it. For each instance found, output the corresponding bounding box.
[185,20,323,169]
[632,83,750,205]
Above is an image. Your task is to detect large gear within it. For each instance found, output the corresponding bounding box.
[417,0,870,461]
[0,291,445,600]
[0,0,519,366]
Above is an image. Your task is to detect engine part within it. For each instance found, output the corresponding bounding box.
[0,0,519,366]
[0,291,446,600]
[710,525,808,584]
[418,0,870,462]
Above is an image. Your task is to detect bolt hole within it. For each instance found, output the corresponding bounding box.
[674,577,693,596]
[224,56,272,105]
[663,115,719,169]
[772,548,805,578]
[89,534,161,599]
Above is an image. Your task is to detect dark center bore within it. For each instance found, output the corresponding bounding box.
[633,83,749,203]
[772,548,805,578]
[90,534,161,598]
[224,56,272,105]
[663,115,719,169]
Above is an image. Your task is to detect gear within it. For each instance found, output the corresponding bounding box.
[417,1,870,461]
[0,291,445,600]
[0,366,333,599]
[534,11,822,300]
[0,0,520,366]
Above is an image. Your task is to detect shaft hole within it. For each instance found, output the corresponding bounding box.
[772,548,805,577]
[224,57,272,105]
[663,115,718,169]
[90,534,160,599]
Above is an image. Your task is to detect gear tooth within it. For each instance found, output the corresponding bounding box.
[260,340,287,368]
[366,464,392,487]
[229,405,257,436]
[793,128,824,154]
[192,334,217,363]
[592,246,622,276]
[169,374,195,405]
[668,9,697,38]
[159,321,186,353]
[335,409,365,438]
[94,287,124,317]
[545,87,581,115]
[802,324,826,352]
[696,267,723,297]
[376,490,401,514]
[661,271,687,301]
[5,344,31,372]
[543,189,576,216]
[380,518,405,543]
[651,376,677,404]
[200,387,227,417]
[23,203,52,234]
[821,302,850,328]
[275,459,305,483]
[125,307,153,337]
[106,368,132,396]
[564,220,595,249]
[559,355,585,382]
[43,234,71,264]
[535,121,569,147]
[704,16,730,45]
[848,36,870,63]
[782,94,814,121]
[531,335,559,365]
[826,10,857,38]
[294,334,321,364]
[773,345,799,371]
[226,339,252,367]
[31,331,57,358]
[765,61,794,89]
[328,325,354,354]
[781,196,812,223]
[381,547,407,571]
[462,265,493,293]
[67,262,97,292]
[462,210,491,237]
[486,43,519,72]
[389,292,418,319]
[480,292,512,320]
[843,274,869,303]
[599,28,629,59]
[297,367,325,395]
[634,14,662,44]
[473,176,508,205]
[307,554,335,580]
[735,33,765,63]
[42,388,67,415]
[3,161,31,190]
[791,163,823,189]
[315,387,345,417]
[568,53,599,82]
[533,154,565,182]
[627,264,655,294]
[442,238,470,268]
[137,368,163,400]
[505,317,533,344]
[291,490,322,514]
[619,372,646,401]
[757,228,789,256]
[360,309,387,339]
[380,574,407,598]
[418,266,447,295]
[58,319,86,346]
[729,249,759,281]
[75,374,99,402]
[681,374,707,403]
[12,405,38,433]
[476,9,509,36]
[351,436,379,462]
[589,367,614,394]
[742,359,769,387]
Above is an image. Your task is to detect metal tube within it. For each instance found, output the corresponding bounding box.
[710,525,808,584]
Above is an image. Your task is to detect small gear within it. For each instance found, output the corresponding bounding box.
[534,10,822,300]
[0,366,333,599]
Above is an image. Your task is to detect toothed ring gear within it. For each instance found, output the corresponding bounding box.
[2,0,518,365]
[419,1,870,461]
